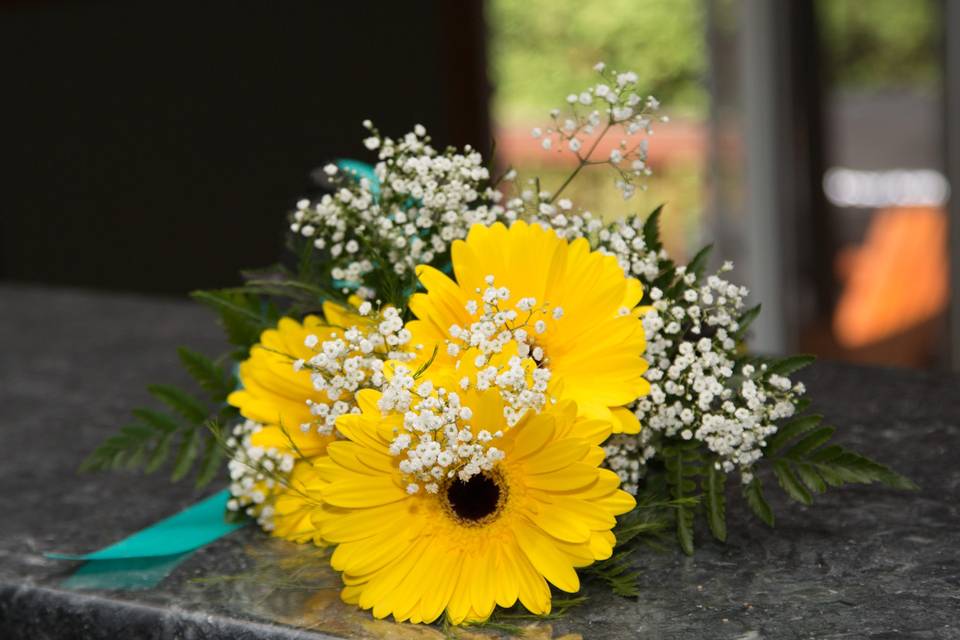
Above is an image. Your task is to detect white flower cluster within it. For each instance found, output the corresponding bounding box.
[275,61,810,493]
[590,214,806,486]
[531,61,666,199]
[377,365,506,495]
[297,306,414,436]
[374,277,560,495]
[523,199,605,242]
[225,419,294,531]
[444,276,554,424]
[289,122,518,300]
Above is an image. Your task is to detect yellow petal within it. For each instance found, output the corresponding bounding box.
[324,477,406,508]
[514,521,580,593]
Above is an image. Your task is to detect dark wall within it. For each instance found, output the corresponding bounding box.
[0,1,489,295]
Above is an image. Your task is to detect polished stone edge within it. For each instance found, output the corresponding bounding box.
[0,582,340,640]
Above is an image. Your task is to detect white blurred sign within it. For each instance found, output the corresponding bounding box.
[823,167,950,208]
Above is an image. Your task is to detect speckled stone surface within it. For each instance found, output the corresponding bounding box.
[0,284,957,639]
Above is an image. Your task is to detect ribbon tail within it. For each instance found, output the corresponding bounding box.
[47,489,246,561]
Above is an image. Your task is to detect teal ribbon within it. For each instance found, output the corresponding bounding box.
[330,158,449,294]
[337,158,380,198]
[58,553,196,591]
[48,489,245,589]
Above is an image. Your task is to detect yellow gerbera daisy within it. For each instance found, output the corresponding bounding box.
[271,460,325,544]
[308,388,635,624]
[407,221,649,434]
[227,299,371,458]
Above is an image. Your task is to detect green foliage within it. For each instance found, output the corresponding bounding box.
[663,440,705,555]
[704,462,727,542]
[733,304,761,341]
[611,493,677,549]
[412,345,439,380]
[639,204,687,308]
[588,553,640,598]
[81,349,238,487]
[687,243,713,280]
[736,413,919,527]
[766,354,816,377]
[289,233,334,295]
[642,204,664,252]
[178,347,235,401]
[236,238,346,316]
[147,384,208,424]
[490,0,938,122]
[191,289,277,358]
[489,0,708,120]
[460,596,589,634]
[765,414,824,456]
[818,0,940,91]
[639,407,916,544]
[589,492,696,599]
[742,477,774,527]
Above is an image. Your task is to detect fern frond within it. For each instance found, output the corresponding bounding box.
[762,413,917,508]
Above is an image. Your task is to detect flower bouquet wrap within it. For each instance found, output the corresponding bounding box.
[83,63,915,628]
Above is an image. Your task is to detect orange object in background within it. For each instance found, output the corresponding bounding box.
[832,206,948,350]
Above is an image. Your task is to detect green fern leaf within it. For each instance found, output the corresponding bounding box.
[145,432,173,474]
[191,290,271,349]
[177,347,233,401]
[766,354,816,377]
[131,408,180,434]
[784,425,836,458]
[587,554,640,598]
[794,462,827,494]
[665,444,700,555]
[147,384,208,424]
[733,304,761,341]
[642,204,665,251]
[765,413,918,505]
[195,433,224,488]
[773,459,813,505]
[743,477,775,526]
[705,462,727,542]
[812,450,917,491]
[687,244,714,279]
[765,414,823,456]
[171,427,202,481]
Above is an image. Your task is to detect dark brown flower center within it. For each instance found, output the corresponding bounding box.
[445,472,503,523]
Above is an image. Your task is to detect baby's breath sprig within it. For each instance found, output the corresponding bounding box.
[295,304,413,436]
[224,419,296,530]
[378,276,560,495]
[531,61,667,204]
[289,122,516,304]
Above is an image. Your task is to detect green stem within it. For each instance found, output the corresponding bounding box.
[547,122,612,204]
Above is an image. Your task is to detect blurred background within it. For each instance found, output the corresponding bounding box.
[2,0,959,371]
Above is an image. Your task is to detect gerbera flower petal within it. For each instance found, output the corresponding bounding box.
[310,386,635,623]
[515,521,581,592]
[323,477,406,508]
[523,439,590,474]
[406,220,649,434]
[229,308,370,459]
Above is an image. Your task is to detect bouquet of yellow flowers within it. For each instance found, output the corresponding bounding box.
[84,63,913,627]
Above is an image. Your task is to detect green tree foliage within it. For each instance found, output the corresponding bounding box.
[818,0,940,91]
[488,0,708,121]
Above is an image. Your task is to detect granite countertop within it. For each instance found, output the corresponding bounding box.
[0,284,957,640]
